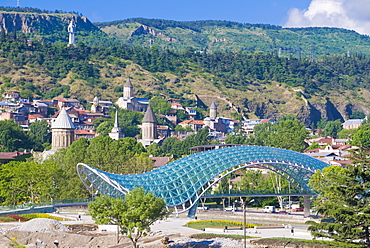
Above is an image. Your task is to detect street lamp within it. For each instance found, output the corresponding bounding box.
[243,198,255,248]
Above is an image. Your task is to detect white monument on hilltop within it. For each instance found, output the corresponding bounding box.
[68,19,76,46]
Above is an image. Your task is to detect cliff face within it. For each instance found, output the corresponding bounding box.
[0,12,98,35]
[131,25,164,37]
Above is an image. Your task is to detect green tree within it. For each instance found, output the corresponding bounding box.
[28,120,51,151]
[316,119,327,129]
[269,119,308,152]
[307,148,370,246]
[0,161,60,205]
[45,138,90,199]
[252,120,308,152]
[0,120,30,152]
[278,114,297,122]
[146,143,163,157]
[89,188,168,248]
[225,134,247,144]
[306,141,320,151]
[350,111,365,119]
[337,128,358,139]
[323,120,342,137]
[351,125,370,148]
[149,96,171,115]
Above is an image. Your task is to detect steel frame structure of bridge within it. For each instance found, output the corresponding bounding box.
[77,146,328,215]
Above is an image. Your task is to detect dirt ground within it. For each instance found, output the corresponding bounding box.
[1,223,189,248]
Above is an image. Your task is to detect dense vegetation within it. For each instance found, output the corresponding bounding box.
[307,148,370,246]
[97,18,370,56]
[1,34,370,104]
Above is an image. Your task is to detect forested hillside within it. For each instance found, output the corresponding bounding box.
[96,18,370,57]
[1,30,370,127]
[0,7,118,46]
[1,7,370,126]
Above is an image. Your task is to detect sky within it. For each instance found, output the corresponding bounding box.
[2,0,370,35]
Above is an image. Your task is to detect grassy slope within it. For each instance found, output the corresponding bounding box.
[97,21,370,57]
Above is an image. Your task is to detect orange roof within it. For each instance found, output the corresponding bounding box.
[171,102,183,107]
[0,151,29,160]
[179,120,205,125]
[75,109,89,114]
[75,130,95,135]
[317,137,334,144]
[28,114,44,119]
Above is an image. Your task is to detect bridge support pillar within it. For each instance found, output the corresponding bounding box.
[303,196,310,217]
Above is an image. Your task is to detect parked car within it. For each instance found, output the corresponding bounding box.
[292,208,304,212]
[224,206,234,211]
[277,211,290,215]
[197,206,209,210]
[262,206,276,213]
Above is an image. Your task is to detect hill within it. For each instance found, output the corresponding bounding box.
[1,8,370,127]
[0,7,118,46]
[95,18,370,57]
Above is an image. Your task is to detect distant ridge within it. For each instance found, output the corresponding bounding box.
[96,18,370,57]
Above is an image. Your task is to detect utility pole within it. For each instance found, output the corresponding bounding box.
[242,198,255,248]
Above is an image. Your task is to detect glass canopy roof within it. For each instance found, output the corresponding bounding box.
[77,145,328,213]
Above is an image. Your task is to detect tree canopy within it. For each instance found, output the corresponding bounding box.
[88,188,168,248]
[0,120,30,152]
[307,148,370,246]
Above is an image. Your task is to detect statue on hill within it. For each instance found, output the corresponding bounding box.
[68,19,76,46]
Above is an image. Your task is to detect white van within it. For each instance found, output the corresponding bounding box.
[262,206,276,213]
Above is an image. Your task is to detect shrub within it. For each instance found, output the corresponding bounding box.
[0,216,16,222]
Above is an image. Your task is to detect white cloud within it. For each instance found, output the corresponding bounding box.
[284,0,370,35]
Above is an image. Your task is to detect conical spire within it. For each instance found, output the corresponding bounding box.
[111,108,122,132]
[142,105,157,123]
[52,108,75,129]
[210,101,217,109]
[123,77,134,98]
[125,77,133,88]
[210,101,217,119]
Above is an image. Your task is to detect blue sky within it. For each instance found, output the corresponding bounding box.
[2,0,311,25]
[2,0,370,34]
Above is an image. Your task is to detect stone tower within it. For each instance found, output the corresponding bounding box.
[141,105,157,141]
[91,96,101,113]
[210,101,217,119]
[123,78,133,98]
[51,108,75,150]
[109,109,125,140]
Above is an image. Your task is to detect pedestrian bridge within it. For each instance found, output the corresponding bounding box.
[77,146,328,214]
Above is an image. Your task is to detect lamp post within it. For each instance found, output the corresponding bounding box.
[243,198,255,248]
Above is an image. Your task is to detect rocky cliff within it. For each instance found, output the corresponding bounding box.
[0,12,99,35]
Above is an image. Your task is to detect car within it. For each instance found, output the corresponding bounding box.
[224,206,234,211]
[262,206,276,213]
[197,206,209,210]
[277,211,290,215]
[292,208,304,212]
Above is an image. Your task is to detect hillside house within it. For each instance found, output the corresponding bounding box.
[342,119,363,129]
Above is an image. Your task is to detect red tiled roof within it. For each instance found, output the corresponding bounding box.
[260,119,272,123]
[179,120,205,125]
[171,102,183,107]
[330,159,352,165]
[317,137,334,144]
[75,129,95,135]
[28,114,44,119]
[0,151,29,160]
[305,148,320,153]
